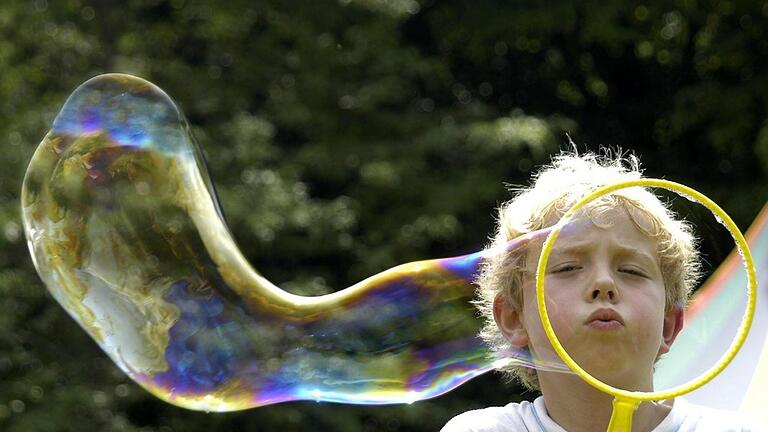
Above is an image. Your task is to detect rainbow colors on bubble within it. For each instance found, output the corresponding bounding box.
[21,74,569,411]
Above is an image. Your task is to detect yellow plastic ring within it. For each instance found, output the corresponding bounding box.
[535,178,757,402]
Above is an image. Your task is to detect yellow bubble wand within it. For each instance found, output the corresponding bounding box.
[535,179,758,432]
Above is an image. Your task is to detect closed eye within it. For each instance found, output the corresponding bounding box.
[551,264,581,273]
[620,267,648,278]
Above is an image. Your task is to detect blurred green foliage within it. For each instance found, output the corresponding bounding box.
[1,0,767,430]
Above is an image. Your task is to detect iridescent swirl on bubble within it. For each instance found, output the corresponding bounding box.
[21,74,568,411]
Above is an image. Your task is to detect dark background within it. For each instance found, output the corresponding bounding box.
[1,0,767,430]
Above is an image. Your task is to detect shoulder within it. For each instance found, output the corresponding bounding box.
[441,399,538,432]
[669,398,768,432]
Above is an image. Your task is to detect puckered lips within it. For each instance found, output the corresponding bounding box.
[585,308,625,330]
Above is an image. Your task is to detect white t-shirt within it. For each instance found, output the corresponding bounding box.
[441,397,765,431]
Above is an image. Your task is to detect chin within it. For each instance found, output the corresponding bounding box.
[572,351,650,382]
[583,363,654,391]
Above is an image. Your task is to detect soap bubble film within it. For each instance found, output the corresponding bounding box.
[21,74,569,412]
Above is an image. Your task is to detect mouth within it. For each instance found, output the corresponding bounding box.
[585,308,625,330]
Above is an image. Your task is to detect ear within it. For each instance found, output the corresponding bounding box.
[658,306,684,356]
[493,294,529,348]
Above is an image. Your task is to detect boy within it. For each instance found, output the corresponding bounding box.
[442,151,763,431]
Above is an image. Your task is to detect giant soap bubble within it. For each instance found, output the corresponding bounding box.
[21,74,569,411]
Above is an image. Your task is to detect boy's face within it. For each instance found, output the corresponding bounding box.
[494,207,683,389]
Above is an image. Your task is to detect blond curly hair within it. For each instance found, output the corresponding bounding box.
[475,150,701,390]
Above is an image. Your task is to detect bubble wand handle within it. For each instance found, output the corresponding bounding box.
[607,397,640,432]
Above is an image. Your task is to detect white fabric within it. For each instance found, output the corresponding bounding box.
[441,397,766,431]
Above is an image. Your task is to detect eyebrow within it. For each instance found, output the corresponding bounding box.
[551,242,658,265]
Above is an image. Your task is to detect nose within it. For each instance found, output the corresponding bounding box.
[587,266,618,302]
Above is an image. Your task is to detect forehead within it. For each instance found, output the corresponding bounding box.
[537,194,660,232]
[563,207,655,241]
[529,206,661,259]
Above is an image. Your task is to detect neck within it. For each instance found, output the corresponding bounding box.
[537,371,672,432]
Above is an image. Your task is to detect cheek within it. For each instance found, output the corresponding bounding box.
[539,280,578,332]
[521,284,577,347]
[638,284,667,320]
[524,273,573,306]
[631,293,667,343]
